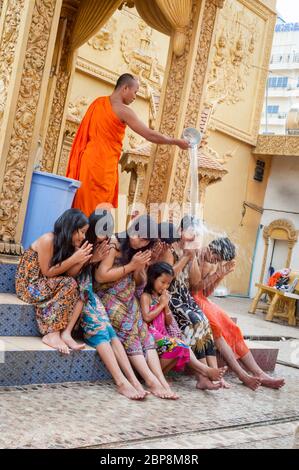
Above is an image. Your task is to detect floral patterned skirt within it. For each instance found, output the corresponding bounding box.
[15,249,79,335]
[169,282,216,360]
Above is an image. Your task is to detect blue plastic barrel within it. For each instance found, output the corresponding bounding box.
[21,171,81,249]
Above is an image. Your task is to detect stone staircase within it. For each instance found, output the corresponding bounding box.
[0,261,279,387]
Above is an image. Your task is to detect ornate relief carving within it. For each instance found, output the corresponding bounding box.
[88,17,116,51]
[67,95,89,122]
[0,0,24,131]
[0,0,56,243]
[207,1,258,106]
[170,0,218,204]
[41,10,79,174]
[263,219,298,243]
[146,3,196,207]
[56,119,79,176]
[206,0,276,145]
[254,135,299,157]
[120,19,164,91]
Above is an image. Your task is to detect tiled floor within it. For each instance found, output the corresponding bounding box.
[0,364,298,449]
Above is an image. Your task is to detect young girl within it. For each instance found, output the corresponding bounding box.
[78,210,148,400]
[141,262,228,390]
[94,214,179,399]
[15,209,93,354]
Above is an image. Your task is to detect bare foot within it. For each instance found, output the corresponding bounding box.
[130,380,150,399]
[259,373,285,389]
[163,385,180,400]
[220,378,231,389]
[147,380,179,399]
[42,332,70,355]
[196,375,222,391]
[241,374,261,391]
[61,331,85,351]
[206,366,228,382]
[117,382,145,400]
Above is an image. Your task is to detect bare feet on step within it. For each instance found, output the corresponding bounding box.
[241,374,261,391]
[61,331,85,350]
[206,366,228,382]
[147,380,179,399]
[220,378,231,389]
[196,375,222,391]
[258,373,285,389]
[42,332,70,355]
[117,381,146,400]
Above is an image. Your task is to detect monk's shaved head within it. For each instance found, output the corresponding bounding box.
[115,73,137,89]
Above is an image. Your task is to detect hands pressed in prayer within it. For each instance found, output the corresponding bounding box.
[131,250,152,271]
[91,239,111,263]
[73,241,93,264]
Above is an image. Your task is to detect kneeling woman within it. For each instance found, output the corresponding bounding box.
[16,209,93,354]
[93,215,179,399]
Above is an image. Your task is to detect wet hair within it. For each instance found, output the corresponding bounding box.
[208,237,236,261]
[117,214,158,264]
[115,73,136,90]
[86,209,114,245]
[158,222,180,245]
[144,262,174,295]
[180,215,201,232]
[51,208,89,266]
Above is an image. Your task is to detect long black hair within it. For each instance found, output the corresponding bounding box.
[86,209,114,245]
[158,222,180,245]
[51,208,89,266]
[144,262,174,294]
[117,214,158,264]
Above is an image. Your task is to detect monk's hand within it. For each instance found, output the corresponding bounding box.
[131,250,152,270]
[72,241,93,264]
[91,240,110,263]
[175,138,190,150]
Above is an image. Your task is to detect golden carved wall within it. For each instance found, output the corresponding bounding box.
[206,0,276,145]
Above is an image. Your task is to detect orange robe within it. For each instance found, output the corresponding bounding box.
[193,292,249,360]
[66,96,126,215]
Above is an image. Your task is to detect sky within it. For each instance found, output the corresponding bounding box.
[276,0,299,22]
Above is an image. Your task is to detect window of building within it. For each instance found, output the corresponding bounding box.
[268,77,289,88]
[266,105,279,114]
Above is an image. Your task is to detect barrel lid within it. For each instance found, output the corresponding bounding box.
[32,170,81,187]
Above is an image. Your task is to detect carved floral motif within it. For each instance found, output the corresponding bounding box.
[0,0,24,130]
[0,0,56,243]
[254,135,299,157]
[41,10,78,174]
[88,17,116,51]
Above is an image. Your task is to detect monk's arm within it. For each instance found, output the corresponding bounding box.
[119,107,189,149]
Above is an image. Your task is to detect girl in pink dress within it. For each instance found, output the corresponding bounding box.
[141,262,226,390]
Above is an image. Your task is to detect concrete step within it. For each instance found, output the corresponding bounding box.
[0,262,17,294]
[0,335,279,387]
[0,294,38,336]
[0,336,110,387]
[217,340,279,372]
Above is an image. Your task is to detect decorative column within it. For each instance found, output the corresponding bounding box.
[0,0,63,255]
[143,0,225,211]
[40,0,80,174]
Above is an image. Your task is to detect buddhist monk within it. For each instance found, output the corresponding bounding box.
[66,73,189,216]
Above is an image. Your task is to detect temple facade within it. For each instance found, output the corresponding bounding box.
[1,0,294,298]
